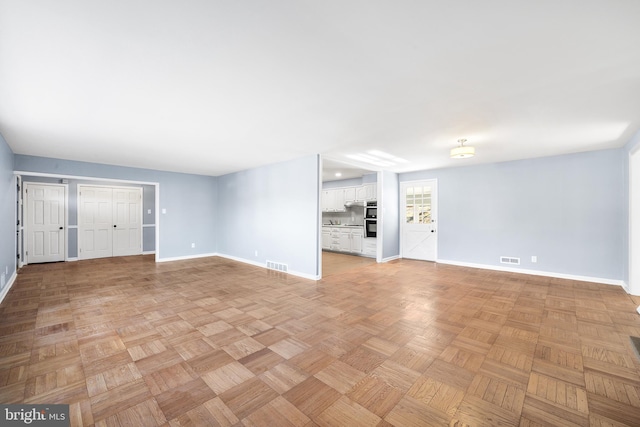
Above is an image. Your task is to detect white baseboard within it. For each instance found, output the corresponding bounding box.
[0,271,17,305]
[381,255,400,263]
[156,252,218,263]
[67,257,78,262]
[437,259,624,287]
[216,253,320,281]
[142,251,156,255]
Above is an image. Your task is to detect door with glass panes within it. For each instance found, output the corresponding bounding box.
[400,180,437,261]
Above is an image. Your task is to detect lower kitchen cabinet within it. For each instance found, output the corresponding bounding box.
[322,227,363,254]
[339,228,363,254]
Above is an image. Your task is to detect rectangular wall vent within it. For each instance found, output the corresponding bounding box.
[266,260,288,273]
[500,256,520,265]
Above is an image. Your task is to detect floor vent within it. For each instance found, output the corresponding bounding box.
[266,260,288,273]
[631,336,640,361]
[500,256,520,265]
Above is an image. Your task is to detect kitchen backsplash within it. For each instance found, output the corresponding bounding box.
[322,208,365,225]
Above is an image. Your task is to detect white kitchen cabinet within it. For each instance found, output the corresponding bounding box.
[351,229,363,253]
[322,227,331,249]
[343,187,356,204]
[321,190,333,212]
[364,183,377,201]
[333,228,363,254]
[322,189,346,212]
[355,186,368,201]
[334,189,345,211]
[339,230,351,252]
[362,237,376,257]
[329,228,341,250]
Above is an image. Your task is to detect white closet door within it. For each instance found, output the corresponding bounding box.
[25,183,65,263]
[112,187,142,256]
[78,186,113,260]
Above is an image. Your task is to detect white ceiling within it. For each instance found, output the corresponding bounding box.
[1,1,639,178]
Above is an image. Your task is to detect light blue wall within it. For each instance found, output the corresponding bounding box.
[217,155,320,278]
[0,134,16,292]
[15,155,217,260]
[400,149,626,280]
[381,171,400,260]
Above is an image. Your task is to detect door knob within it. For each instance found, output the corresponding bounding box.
[59,226,63,230]
[113,225,117,228]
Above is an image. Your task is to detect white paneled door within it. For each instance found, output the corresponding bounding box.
[25,183,66,263]
[112,188,143,257]
[79,185,142,260]
[400,180,438,261]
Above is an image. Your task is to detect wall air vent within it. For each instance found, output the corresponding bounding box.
[500,256,520,265]
[266,260,288,273]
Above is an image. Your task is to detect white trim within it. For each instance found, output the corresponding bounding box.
[437,258,624,287]
[376,171,382,263]
[142,251,156,255]
[142,224,155,227]
[629,143,640,295]
[622,281,631,294]
[67,257,78,262]
[15,175,21,269]
[317,155,323,279]
[158,252,320,281]
[67,225,78,229]
[216,253,320,281]
[156,252,219,263]
[14,170,157,186]
[381,255,400,263]
[0,271,17,305]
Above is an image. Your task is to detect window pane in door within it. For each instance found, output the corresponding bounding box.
[406,203,415,223]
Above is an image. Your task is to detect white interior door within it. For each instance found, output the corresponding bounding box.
[113,188,142,256]
[25,183,65,263]
[79,186,114,260]
[79,185,142,260]
[401,180,437,261]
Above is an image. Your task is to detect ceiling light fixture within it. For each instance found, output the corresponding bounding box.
[450,138,475,159]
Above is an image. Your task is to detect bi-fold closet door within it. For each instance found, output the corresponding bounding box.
[78,185,142,260]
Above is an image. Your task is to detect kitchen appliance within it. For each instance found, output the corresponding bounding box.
[365,201,377,219]
[365,219,377,238]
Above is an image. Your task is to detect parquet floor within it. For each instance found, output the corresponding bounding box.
[1,254,640,426]
[321,251,376,277]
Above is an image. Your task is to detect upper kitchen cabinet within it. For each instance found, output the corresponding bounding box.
[357,184,377,201]
[322,184,377,212]
[322,188,346,212]
[343,187,356,204]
